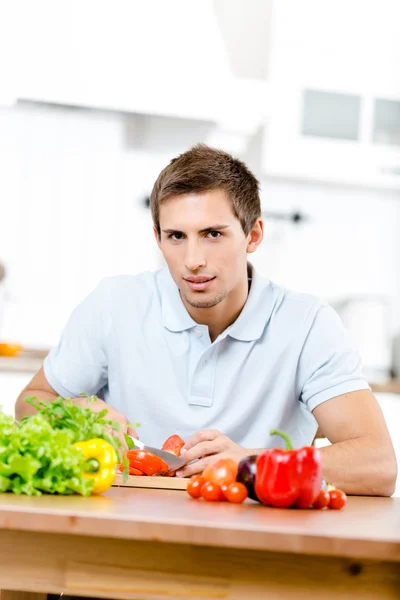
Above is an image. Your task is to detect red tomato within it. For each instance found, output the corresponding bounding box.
[203,459,238,487]
[126,449,169,476]
[223,482,248,504]
[313,490,330,510]
[187,475,205,499]
[161,434,185,457]
[329,489,347,510]
[201,481,224,502]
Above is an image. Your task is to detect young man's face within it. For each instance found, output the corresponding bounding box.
[155,189,263,310]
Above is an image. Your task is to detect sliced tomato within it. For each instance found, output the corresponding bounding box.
[118,463,144,476]
[126,449,170,476]
[161,434,185,456]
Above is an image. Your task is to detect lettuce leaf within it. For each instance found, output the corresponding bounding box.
[0,410,93,496]
[0,395,135,496]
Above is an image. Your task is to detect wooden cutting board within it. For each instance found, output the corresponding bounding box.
[112,473,188,490]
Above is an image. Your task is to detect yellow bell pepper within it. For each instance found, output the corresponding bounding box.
[73,438,117,495]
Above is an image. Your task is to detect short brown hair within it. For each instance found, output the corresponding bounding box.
[150,144,261,237]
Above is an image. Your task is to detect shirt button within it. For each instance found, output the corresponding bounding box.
[203,360,207,367]
[195,328,203,337]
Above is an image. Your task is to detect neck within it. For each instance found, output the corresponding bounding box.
[182,268,251,343]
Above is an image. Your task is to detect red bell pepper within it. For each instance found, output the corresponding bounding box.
[255,430,322,509]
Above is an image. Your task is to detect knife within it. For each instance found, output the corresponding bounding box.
[128,437,186,472]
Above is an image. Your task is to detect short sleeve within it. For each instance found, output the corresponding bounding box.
[297,304,370,412]
[43,279,111,398]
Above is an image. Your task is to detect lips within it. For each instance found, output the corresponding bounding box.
[184,276,216,292]
[185,276,214,283]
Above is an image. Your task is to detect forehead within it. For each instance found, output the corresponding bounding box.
[159,189,238,229]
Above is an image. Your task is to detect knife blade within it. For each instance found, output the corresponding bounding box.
[127,437,186,471]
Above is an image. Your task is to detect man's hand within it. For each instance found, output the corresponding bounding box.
[73,397,138,450]
[176,429,249,478]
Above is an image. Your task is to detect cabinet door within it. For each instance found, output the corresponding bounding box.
[302,89,361,141]
[373,98,400,146]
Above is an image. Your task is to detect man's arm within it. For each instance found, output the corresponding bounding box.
[15,366,138,445]
[313,389,397,496]
[15,366,61,419]
[177,390,397,496]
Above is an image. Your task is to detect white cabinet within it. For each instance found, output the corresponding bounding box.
[263,0,400,189]
[263,86,400,190]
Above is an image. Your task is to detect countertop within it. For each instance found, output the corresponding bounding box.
[0,487,398,561]
[0,350,48,374]
[0,488,399,599]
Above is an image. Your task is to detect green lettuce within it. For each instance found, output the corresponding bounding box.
[0,411,92,496]
[0,395,130,496]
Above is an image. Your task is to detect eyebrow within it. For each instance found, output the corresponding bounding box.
[162,224,230,234]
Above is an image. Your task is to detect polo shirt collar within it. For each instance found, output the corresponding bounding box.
[227,266,274,342]
[160,269,197,332]
[159,265,274,341]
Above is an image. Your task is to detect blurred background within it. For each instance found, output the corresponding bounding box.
[0,0,399,490]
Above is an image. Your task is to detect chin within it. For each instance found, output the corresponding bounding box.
[185,290,228,310]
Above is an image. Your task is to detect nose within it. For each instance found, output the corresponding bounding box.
[185,239,206,272]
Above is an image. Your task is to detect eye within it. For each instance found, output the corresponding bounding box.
[207,231,222,239]
[168,232,185,241]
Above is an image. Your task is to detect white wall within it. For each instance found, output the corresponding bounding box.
[255,179,400,310]
[0,103,160,346]
[1,102,400,358]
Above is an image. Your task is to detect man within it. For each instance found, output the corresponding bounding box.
[16,144,397,496]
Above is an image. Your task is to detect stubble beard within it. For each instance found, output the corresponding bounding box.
[180,288,229,309]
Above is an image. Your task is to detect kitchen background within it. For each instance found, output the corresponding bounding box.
[0,0,399,493]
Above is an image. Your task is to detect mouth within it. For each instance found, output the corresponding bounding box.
[184,276,216,292]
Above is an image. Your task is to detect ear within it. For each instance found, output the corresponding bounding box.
[153,226,162,250]
[246,218,264,254]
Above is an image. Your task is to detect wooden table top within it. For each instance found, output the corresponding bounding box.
[0,488,399,562]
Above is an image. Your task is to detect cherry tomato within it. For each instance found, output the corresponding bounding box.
[313,489,330,510]
[126,449,169,476]
[223,482,248,504]
[161,434,185,457]
[187,475,205,499]
[221,484,228,498]
[201,481,224,501]
[329,489,347,510]
[203,459,238,487]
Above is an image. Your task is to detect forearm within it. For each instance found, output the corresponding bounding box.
[15,389,55,419]
[319,436,397,497]
[15,389,81,420]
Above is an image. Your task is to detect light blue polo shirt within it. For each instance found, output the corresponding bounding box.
[44,266,370,449]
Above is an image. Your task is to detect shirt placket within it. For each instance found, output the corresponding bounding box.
[189,326,218,407]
